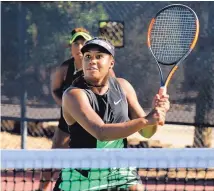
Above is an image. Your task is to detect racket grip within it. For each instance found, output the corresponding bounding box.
[158,86,166,126]
[158,86,166,96]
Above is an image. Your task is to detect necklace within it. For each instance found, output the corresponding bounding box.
[84,80,107,88]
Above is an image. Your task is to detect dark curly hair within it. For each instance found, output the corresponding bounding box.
[71,27,90,36]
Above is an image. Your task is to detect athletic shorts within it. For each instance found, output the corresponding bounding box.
[53,168,142,191]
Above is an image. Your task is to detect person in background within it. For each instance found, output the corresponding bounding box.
[38,27,92,191]
[51,27,92,149]
[53,37,170,191]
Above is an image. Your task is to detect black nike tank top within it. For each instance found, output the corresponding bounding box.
[68,77,129,149]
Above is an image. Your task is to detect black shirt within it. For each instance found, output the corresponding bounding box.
[68,77,129,149]
[58,58,83,133]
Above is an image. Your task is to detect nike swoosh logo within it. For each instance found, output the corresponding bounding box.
[114,99,122,105]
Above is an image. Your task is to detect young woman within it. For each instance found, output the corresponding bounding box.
[39,29,116,191]
[54,37,170,191]
[51,28,115,149]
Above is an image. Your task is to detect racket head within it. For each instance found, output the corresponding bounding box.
[147,4,200,66]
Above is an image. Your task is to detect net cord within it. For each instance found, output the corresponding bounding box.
[2,148,214,169]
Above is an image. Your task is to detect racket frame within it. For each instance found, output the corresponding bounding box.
[147,4,200,88]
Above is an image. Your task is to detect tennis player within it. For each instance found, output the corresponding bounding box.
[53,37,170,191]
[51,28,115,149]
[39,29,116,191]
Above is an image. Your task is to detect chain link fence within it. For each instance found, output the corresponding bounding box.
[1,2,214,148]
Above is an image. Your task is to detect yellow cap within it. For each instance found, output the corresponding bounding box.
[69,32,92,44]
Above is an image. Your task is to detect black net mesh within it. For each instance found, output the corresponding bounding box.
[2,168,214,191]
[1,149,214,191]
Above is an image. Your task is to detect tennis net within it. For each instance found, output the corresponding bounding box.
[1,148,214,191]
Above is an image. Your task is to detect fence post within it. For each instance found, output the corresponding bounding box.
[18,2,27,149]
[21,91,28,149]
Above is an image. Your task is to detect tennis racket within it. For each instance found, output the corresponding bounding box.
[147,4,200,96]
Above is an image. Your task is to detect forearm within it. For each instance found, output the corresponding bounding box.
[99,118,149,141]
[63,89,157,142]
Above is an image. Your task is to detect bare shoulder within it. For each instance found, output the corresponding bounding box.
[116,77,131,87]
[116,77,135,95]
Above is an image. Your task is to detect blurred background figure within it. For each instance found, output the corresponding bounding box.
[50,27,92,149]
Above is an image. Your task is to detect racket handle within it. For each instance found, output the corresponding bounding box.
[158,86,167,96]
[158,86,167,126]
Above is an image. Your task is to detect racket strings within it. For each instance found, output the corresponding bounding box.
[150,7,197,64]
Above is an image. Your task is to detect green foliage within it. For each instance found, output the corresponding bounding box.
[1,2,108,101]
[2,2,109,78]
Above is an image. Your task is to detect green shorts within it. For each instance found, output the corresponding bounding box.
[54,168,142,191]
